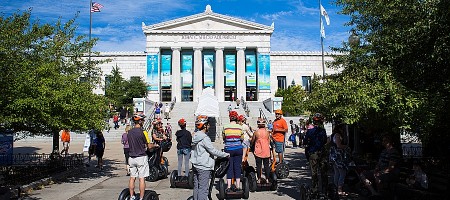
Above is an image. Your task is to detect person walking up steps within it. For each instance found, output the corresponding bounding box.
[175,118,192,178]
[127,114,158,200]
[191,115,229,200]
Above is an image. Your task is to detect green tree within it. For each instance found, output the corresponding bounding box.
[124,76,148,104]
[105,65,147,109]
[306,0,450,156]
[275,85,309,116]
[0,10,107,151]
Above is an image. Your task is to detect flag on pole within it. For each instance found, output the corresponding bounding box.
[320,21,326,38]
[91,2,104,12]
[320,4,330,25]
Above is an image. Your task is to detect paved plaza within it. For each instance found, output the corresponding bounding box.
[14,132,311,200]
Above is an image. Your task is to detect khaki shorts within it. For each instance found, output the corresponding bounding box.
[129,156,149,178]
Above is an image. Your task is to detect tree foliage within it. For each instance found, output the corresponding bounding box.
[105,65,147,109]
[304,0,450,155]
[275,85,309,116]
[0,10,107,139]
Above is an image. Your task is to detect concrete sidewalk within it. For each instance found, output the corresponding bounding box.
[14,136,310,200]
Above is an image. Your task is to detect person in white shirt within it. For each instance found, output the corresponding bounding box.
[239,115,253,162]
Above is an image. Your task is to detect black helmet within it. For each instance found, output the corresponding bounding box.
[214,157,229,178]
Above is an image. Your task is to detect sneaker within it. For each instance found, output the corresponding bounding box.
[129,196,136,200]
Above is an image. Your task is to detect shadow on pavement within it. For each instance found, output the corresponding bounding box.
[12,146,42,154]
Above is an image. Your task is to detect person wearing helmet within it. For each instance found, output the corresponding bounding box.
[222,110,244,192]
[272,109,288,164]
[239,115,253,162]
[303,113,327,192]
[127,114,159,200]
[175,118,192,178]
[251,118,271,184]
[190,115,229,200]
[152,118,167,145]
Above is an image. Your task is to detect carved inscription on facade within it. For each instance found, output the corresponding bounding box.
[181,34,237,40]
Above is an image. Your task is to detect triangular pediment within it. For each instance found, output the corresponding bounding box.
[142,5,274,33]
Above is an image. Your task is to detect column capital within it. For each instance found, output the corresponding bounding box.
[171,47,181,51]
[236,46,246,51]
[215,47,225,51]
[257,47,270,54]
[193,47,203,51]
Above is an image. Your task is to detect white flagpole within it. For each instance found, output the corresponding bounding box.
[320,0,325,79]
[89,0,92,73]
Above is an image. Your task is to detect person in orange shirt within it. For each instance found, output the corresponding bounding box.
[272,109,288,163]
[60,128,71,155]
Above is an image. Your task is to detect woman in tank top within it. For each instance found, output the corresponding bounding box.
[251,118,271,183]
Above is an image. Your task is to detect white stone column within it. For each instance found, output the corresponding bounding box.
[193,47,203,102]
[171,47,181,102]
[236,47,246,101]
[215,47,224,102]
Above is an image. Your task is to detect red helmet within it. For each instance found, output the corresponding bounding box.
[238,115,245,122]
[312,113,324,124]
[195,115,209,129]
[229,111,239,121]
[178,118,186,126]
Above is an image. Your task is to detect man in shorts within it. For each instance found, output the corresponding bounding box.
[272,109,288,163]
[127,114,158,200]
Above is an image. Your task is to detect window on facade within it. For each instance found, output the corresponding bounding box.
[302,76,311,92]
[277,76,286,90]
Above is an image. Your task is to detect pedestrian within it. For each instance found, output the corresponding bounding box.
[238,115,253,162]
[289,120,299,148]
[113,113,120,129]
[329,123,350,196]
[175,118,192,178]
[88,128,97,165]
[191,115,229,200]
[127,114,158,200]
[152,119,167,145]
[94,130,106,170]
[155,106,161,119]
[303,113,328,192]
[164,103,170,120]
[267,119,273,131]
[120,106,127,125]
[235,98,240,109]
[251,118,271,184]
[227,104,232,113]
[122,124,132,176]
[165,122,172,139]
[222,111,244,192]
[272,109,288,163]
[60,128,71,156]
[159,102,163,109]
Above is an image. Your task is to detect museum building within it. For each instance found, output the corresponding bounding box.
[91,5,337,102]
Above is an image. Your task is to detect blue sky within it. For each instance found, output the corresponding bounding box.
[1,0,351,52]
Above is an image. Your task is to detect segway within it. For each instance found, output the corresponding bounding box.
[170,169,194,189]
[118,188,159,200]
[187,157,229,200]
[146,140,171,182]
[242,148,277,192]
[271,139,290,179]
[217,155,250,200]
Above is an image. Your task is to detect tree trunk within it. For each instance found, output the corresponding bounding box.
[52,130,59,154]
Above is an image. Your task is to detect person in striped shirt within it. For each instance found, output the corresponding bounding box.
[222,110,244,192]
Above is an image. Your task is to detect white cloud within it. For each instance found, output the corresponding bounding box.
[261,11,294,21]
[93,35,145,52]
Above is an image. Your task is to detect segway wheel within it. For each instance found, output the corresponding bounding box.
[118,188,130,200]
[146,166,159,182]
[247,172,257,192]
[188,171,194,189]
[270,172,278,191]
[218,178,226,200]
[276,162,290,179]
[160,165,168,179]
[299,183,307,200]
[242,177,250,199]
[170,170,177,188]
[143,190,159,200]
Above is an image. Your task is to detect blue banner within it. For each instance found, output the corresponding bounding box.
[161,54,172,87]
[245,54,257,87]
[203,54,214,87]
[146,54,159,91]
[182,54,193,88]
[225,54,236,87]
[258,54,270,90]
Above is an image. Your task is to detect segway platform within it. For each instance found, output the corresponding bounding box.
[170,170,194,189]
[118,188,159,200]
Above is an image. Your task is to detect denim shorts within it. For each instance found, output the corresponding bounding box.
[177,148,191,156]
[274,141,284,153]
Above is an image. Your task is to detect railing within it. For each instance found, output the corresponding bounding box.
[259,108,269,126]
[241,96,250,117]
[0,153,84,187]
[402,146,423,158]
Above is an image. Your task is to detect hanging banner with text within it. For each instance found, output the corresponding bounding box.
[146,54,159,91]
[182,54,193,88]
[225,54,236,87]
[203,53,214,87]
[245,54,257,87]
[258,54,271,90]
[161,54,172,87]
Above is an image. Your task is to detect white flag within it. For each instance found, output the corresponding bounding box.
[320,4,330,25]
[320,21,326,38]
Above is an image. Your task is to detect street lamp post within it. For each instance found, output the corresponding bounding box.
[348,30,360,47]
